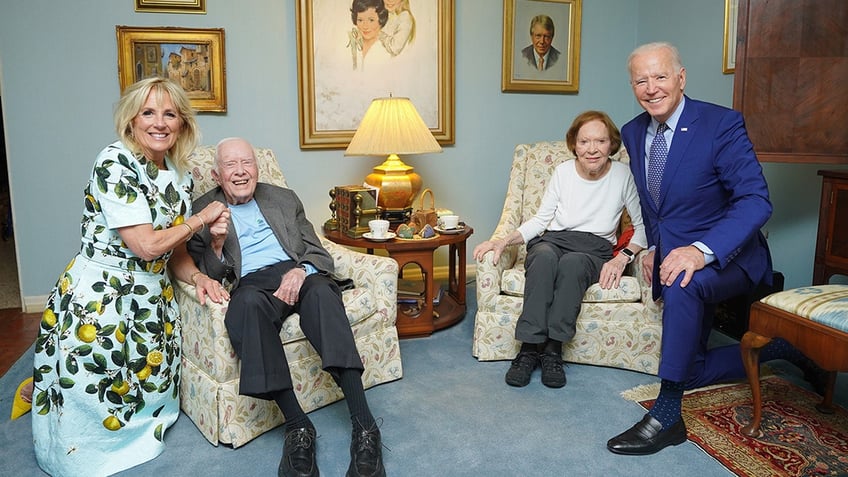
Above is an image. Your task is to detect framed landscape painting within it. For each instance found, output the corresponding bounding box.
[116,26,226,112]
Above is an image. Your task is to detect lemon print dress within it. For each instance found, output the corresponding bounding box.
[32,141,191,477]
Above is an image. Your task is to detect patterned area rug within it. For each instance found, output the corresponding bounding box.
[625,376,848,476]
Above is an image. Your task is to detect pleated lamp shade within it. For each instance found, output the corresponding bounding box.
[344,97,442,213]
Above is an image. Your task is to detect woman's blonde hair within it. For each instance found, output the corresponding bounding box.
[114,77,200,174]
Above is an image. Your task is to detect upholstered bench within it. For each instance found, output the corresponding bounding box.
[740,285,848,437]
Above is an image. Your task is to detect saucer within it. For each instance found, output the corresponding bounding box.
[395,233,439,241]
[363,232,396,242]
[435,224,465,235]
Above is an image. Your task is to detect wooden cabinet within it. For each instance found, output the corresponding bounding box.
[813,170,848,284]
[732,0,848,165]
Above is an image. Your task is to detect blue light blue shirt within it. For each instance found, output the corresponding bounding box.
[230,199,317,277]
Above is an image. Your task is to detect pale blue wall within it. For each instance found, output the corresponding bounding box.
[0,0,843,305]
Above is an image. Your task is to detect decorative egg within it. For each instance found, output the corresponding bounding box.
[420,224,436,238]
[396,223,414,238]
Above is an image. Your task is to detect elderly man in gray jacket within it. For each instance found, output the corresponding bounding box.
[186,137,384,477]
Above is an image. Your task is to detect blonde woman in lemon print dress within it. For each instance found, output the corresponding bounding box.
[31,77,229,477]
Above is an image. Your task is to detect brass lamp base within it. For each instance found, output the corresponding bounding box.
[365,153,422,214]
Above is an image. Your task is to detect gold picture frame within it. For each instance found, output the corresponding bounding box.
[502,0,582,94]
[134,0,206,14]
[295,0,455,149]
[723,0,738,74]
[116,26,226,112]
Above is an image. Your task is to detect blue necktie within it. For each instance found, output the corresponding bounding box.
[648,123,669,206]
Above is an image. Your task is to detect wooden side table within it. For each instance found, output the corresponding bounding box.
[324,225,473,338]
[813,170,848,285]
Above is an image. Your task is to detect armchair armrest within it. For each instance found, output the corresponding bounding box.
[320,238,399,327]
[629,250,662,316]
[175,278,238,383]
[475,234,519,312]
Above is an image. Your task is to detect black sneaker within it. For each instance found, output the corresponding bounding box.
[279,427,318,477]
[540,352,566,388]
[346,419,386,477]
[505,351,538,387]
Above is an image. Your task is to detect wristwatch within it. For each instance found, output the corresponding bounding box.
[620,248,635,263]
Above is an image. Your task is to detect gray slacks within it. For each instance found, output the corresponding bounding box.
[224,261,363,399]
[515,230,612,344]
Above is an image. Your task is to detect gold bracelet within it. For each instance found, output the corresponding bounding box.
[190,271,203,285]
[182,222,194,237]
[195,214,205,230]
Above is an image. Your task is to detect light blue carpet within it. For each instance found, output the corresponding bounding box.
[2,282,845,476]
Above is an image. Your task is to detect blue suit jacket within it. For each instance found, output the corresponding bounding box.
[622,97,773,300]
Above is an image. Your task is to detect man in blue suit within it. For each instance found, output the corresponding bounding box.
[607,42,820,456]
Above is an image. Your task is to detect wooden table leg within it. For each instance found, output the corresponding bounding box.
[740,330,773,437]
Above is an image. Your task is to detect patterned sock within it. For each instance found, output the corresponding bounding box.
[273,389,313,432]
[648,379,685,429]
[759,337,827,393]
[760,337,805,363]
[336,368,376,429]
[542,339,562,355]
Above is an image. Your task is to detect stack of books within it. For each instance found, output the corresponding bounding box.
[397,279,444,305]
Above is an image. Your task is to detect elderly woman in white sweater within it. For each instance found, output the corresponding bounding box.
[473,110,647,389]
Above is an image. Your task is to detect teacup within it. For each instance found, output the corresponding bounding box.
[439,215,460,230]
[368,219,390,238]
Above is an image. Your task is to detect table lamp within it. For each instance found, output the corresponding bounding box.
[345,96,442,224]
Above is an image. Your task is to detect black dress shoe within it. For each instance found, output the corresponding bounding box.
[346,419,386,477]
[607,414,687,455]
[279,427,319,477]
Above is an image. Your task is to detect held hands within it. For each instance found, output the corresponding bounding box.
[274,267,306,305]
[198,201,229,227]
[208,209,230,258]
[599,254,629,290]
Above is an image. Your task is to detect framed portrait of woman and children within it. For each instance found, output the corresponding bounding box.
[296,0,455,149]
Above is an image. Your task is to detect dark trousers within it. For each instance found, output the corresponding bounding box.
[224,261,363,399]
[658,260,755,388]
[516,231,612,344]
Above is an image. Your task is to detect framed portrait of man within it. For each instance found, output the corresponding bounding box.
[502,0,582,94]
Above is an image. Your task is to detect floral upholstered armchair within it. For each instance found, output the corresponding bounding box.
[174,146,403,448]
[472,141,662,374]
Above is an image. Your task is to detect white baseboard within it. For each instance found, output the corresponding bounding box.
[24,295,49,314]
[400,264,477,283]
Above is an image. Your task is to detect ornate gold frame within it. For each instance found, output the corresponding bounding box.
[723,0,738,74]
[134,0,206,14]
[502,0,582,94]
[295,0,455,149]
[116,26,226,112]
